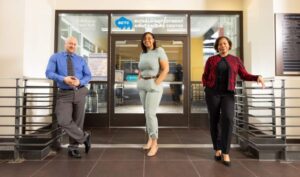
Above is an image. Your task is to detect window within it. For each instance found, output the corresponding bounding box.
[56,13,109,113]
[190,14,241,113]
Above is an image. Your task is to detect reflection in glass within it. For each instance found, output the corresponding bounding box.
[190,14,240,113]
[190,82,207,113]
[86,83,107,113]
[57,13,109,114]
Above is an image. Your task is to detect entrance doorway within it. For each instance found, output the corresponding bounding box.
[110,35,188,127]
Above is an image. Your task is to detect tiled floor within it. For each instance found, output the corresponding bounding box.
[1,128,300,177]
[71,128,218,145]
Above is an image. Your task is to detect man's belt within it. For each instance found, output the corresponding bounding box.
[59,86,85,91]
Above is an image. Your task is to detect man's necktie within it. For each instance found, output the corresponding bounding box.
[67,54,74,76]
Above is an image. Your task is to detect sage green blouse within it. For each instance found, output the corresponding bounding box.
[138,47,168,77]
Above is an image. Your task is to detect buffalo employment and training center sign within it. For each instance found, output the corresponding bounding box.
[111,14,187,34]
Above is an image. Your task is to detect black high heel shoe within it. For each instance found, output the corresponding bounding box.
[214,150,222,161]
[222,155,231,167]
[214,155,222,161]
[223,160,231,166]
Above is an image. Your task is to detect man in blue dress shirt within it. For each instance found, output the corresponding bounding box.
[46,36,92,158]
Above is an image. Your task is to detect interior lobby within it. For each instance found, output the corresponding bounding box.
[1,0,300,177]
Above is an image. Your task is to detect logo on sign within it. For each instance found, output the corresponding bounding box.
[115,17,133,30]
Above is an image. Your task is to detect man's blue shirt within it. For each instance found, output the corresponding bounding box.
[45,51,92,89]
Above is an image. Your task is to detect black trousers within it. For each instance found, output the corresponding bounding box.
[205,89,234,154]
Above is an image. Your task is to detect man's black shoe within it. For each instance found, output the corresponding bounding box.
[83,132,91,153]
[68,149,81,158]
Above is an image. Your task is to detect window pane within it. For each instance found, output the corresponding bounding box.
[57,13,109,113]
[113,39,184,114]
[190,14,240,113]
[86,82,108,113]
[57,14,108,61]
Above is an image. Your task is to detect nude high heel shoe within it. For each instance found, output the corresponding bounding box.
[143,139,152,150]
[147,145,158,157]
[143,144,151,150]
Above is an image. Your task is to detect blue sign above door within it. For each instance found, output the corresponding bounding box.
[115,16,133,30]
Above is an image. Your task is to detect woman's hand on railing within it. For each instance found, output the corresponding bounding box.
[257,75,265,88]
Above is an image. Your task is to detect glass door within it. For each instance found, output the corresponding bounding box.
[110,35,188,126]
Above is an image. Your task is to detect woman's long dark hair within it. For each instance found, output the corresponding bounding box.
[141,32,157,53]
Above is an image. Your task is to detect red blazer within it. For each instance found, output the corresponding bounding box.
[202,54,259,91]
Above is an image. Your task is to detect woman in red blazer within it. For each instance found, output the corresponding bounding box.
[202,36,265,166]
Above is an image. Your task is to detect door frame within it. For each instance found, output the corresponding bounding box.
[109,34,190,127]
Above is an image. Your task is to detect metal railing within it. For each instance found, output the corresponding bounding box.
[190,81,207,113]
[234,78,300,160]
[0,78,61,161]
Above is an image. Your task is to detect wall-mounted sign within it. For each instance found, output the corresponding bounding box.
[115,16,133,30]
[111,14,187,34]
[276,14,300,76]
[88,53,107,81]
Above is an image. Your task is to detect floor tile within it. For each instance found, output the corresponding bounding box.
[32,160,95,177]
[145,148,189,161]
[53,148,103,161]
[100,148,144,161]
[290,161,300,170]
[157,136,181,144]
[239,160,300,177]
[186,148,254,161]
[228,148,255,159]
[89,161,143,177]
[186,148,215,160]
[192,160,256,177]
[2,127,298,177]
[179,134,212,144]
[173,128,210,135]
[89,131,114,144]
[114,128,146,134]
[145,161,199,177]
[110,135,146,144]
[0,161,47,177]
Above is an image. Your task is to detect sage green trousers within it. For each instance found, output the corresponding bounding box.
[137,79,163,139]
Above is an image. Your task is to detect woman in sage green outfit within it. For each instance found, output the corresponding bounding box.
[137,32,169,157]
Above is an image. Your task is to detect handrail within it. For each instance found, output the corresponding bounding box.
[234,78,300,161]
[0,78,61,161]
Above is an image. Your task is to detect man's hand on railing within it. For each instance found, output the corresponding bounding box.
[257,75,265,88]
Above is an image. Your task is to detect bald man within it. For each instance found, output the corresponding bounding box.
[46,36,92,158]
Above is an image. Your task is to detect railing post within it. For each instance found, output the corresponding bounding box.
[242,81,249,140]
[271,80,276,135]
[51,81,60,150]
[22,79,28,135]
[14,78,21,161]
[280,79,287,161]
[235,81,243,140]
